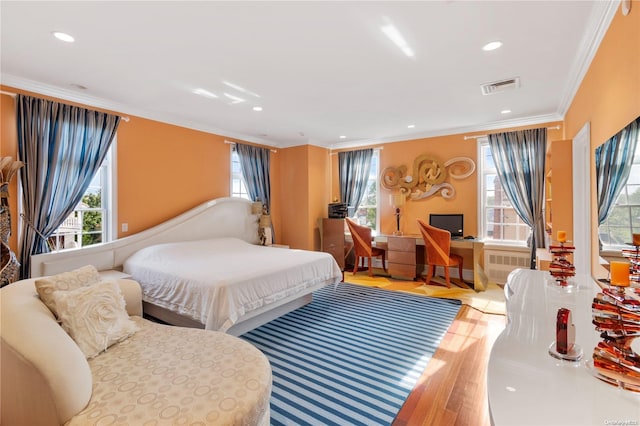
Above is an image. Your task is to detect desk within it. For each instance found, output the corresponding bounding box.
[374,234,489,291]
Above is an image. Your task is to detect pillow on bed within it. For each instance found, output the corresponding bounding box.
[52,280,139,359]
[35,265,102,317]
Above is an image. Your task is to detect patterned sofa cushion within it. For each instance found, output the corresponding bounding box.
[53,280,140,359]
[68,317,272,425]
[34,264,102,317]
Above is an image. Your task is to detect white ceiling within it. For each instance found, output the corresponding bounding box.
[0,1,618,149]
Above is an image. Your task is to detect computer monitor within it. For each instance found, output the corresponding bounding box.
[429,214,464,237]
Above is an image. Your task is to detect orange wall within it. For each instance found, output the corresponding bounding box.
[379,135,478,237]
[0,86,277,254]
[1,93,19,253]
[308,145,332,250]
[331,123,563,240]
[278,144,331,251]
[278,145,309,249]
[563,1,640,276]
[116,116,230,235]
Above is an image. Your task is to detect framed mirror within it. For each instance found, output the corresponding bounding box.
[595,116,640,266]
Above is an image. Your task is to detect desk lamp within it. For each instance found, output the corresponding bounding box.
[390,193,406,236]
[259,214,272,245]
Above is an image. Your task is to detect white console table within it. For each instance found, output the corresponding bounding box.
[488,269,639,425]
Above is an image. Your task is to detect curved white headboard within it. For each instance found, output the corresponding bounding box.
[30,197,260,278]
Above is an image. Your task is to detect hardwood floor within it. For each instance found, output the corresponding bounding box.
[393,305,506,426]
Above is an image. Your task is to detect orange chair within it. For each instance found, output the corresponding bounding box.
[417,219,464,288]
[345,218,386,277]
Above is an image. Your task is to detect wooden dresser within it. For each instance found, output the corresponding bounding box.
[387,236,417,280]
[321,218,346,270]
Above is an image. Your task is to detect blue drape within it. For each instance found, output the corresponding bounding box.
[488,128,547,269]
[235,143,273,240]
[596,116,639,225]
[339,149,373,217]
[16,95,120,278]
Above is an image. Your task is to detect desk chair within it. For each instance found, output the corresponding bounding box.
[345,218,386,277]
[417,219,464,288]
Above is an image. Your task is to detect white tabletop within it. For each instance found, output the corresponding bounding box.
[487,269,640,426]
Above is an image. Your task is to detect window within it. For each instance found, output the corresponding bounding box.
[49,144,115,250]
[599,141,640,250]
[479,140,529,244]
[352,150,379,231]
[230,146,250,200]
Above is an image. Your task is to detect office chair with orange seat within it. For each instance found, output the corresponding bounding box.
[417,219,464,288]
[345,217,386,277]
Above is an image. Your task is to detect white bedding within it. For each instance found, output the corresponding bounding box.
[123,238,342,331]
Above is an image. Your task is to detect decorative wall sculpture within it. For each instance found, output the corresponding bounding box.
[380,155,475,200]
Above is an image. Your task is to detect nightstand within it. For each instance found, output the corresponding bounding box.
[98,269,132,280]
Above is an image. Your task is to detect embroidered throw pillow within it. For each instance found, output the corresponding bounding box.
[53,280,140,359]
[35,265,102,317]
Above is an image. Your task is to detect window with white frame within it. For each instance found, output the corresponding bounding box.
[230,146,250,200]
[352,150,379,231]
[599,140,640,250]
[479,139,529,244]
[49,144,115,250]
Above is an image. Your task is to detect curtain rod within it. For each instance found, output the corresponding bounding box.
[0,89,130,122]
[463,125,562,140]
[224,140,278,153]
[330,146,384,155]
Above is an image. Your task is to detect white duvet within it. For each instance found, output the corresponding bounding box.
[123,237,342,331]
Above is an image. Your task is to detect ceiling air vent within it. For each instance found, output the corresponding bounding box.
[480,77,520,95]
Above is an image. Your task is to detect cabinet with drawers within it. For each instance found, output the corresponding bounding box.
[321,218,345,270]
[387,236,417,280]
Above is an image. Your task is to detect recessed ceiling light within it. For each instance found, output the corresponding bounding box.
[253,106,263,111]
[381,24,415,57]
[52,31,75,43]
[193,88,218,99]
[223,81,261,98]
[224,93,245,104]
[339,135,346,139]
[407,124,415,129]
[70,83,87,90]
[482,41,503,51]
[501,109,512,114]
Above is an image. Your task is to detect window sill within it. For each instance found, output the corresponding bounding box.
[600,249,628,260]
[482,242,529,252]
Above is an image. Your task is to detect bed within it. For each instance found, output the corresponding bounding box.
[30,197,342,335]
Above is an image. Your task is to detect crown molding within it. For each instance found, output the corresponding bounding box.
[327,112,564,150]
[1,74,565,151]
[556,0,619,118]
[0,74,277,148]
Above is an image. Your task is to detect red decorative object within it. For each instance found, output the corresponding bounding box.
[548,242,576,286]
[556,308,575,355]
[622,244,640,286]
[590,286,640,392]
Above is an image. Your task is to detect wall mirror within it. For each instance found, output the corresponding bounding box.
[594,116,640,264]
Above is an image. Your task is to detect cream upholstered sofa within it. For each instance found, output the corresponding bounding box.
[0,275,272,425]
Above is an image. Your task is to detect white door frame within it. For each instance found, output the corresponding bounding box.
[572,122,591,275]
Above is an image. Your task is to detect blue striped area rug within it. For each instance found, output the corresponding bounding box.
[241,282,462,426]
